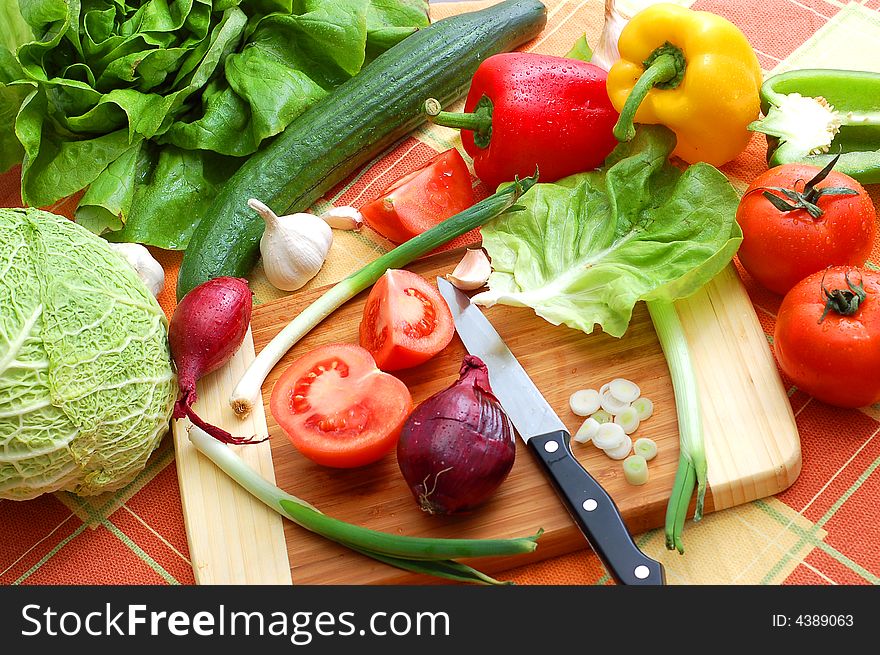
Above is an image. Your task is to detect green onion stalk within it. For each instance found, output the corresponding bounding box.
[229,173,538,418]
[189,426,541,584]
[646,299,706,554]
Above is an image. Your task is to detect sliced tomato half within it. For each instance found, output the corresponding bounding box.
[359,269,455,371]
[270,343,412,468]
[360,148,476,244]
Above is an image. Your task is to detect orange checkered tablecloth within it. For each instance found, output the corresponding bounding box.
[2,0,880,586]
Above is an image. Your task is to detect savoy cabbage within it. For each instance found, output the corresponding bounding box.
[0,208,176,499]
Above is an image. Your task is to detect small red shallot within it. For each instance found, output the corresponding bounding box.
[169,277,265,444]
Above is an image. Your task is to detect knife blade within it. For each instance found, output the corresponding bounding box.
[437,277,665,585]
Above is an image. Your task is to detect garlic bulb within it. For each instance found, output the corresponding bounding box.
[108,242,165,297]
[591,0,628,71]
[592,0,685,71]
[446,248,492,290]
[249,198,332,292]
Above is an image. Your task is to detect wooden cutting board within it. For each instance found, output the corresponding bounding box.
[173,249,801,585]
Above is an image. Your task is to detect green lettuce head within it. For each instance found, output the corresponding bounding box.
[0,0,429,247]
[0,208,176,500]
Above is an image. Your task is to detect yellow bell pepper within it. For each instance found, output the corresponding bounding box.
[606,3,763,167]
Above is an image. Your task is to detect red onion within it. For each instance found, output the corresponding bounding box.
[397,355,515,515]
[169,276,265,444]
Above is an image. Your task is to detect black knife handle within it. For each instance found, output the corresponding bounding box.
[528,430,665,585]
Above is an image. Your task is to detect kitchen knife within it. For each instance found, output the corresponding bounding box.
[437,277,665,585]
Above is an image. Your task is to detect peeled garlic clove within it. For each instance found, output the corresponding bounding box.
[446,248,491,291]
[108,242,165,297]
[320,206,363,231]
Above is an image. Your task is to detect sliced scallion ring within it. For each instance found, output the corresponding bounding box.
[593,422,627,450]
[634,437,658,461]
[623,454,649,485]
[613,406,641,435]
[632,397,654,421]
[591,409,613,425]
[600,389,631,415]
[609,378,640,404]
[569,389,601,417]
[604,435,633,460]
[574,417,600,444]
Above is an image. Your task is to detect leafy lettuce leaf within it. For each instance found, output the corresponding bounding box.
[2,0,429,247]
[105,145,238,250]
[365,0,429,62]
[0,48,28,173]
[474,126,743,338]
[0,0,31,55]
[564,34,592,62]
[0,0,31,172]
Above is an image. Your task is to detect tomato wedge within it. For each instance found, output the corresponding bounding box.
[360,148,476,244]
[359,270,454,371]
[270,344,412,468]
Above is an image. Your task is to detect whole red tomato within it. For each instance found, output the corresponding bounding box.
[736,163,875,295]
[775,267,880,408]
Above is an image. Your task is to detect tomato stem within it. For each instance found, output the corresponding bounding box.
[819,270,866,323]
[754,153,858,219]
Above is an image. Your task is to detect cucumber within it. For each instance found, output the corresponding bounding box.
[177,0,547,299]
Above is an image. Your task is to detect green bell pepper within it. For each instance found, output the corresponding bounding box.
[748,69,880,184]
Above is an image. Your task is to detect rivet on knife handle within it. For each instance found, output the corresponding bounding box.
[528,430,666,585]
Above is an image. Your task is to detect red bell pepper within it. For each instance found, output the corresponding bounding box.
[426,52,619,189]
